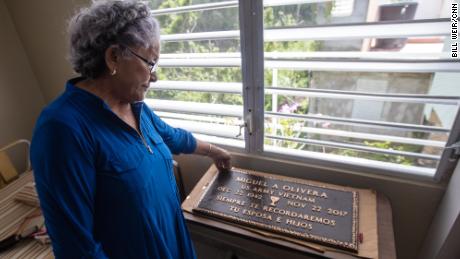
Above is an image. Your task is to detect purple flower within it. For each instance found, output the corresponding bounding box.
[278,102,299,113]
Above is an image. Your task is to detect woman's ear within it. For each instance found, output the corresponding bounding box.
[105,45,120,73]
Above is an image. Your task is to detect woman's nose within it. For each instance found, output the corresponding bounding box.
[149,72,157,83]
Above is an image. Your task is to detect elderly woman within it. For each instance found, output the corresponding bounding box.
[30,1,231,258]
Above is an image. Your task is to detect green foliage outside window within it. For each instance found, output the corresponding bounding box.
[335,141,418,165]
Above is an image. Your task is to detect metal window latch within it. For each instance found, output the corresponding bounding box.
[236,114,253,138]
[236,123,246,138]
[445,141,460,160]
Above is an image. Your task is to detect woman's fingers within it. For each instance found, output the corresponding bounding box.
[210,146,232,171]
[215,158,231,172]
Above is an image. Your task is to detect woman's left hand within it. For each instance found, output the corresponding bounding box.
[195,140,232,172]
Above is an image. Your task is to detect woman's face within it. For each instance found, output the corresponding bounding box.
[114,43,159,103]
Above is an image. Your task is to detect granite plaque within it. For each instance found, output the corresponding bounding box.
[193,168,359,252]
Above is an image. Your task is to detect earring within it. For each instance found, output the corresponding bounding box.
[111,69,117,76]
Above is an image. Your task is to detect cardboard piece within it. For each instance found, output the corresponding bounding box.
[0,151,19,187]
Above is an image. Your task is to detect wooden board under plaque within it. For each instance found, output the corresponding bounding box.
[193,168,359,252]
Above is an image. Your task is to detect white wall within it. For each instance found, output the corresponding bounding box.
[419,161,460,259]
[413,0,446,19]
[0,0,45,172]
[4,0,88,103]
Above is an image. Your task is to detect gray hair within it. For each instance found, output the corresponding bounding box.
[68,0,160,79]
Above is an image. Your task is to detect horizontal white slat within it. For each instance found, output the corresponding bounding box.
[161,30,239,42]
[156,111,243,124]
[266,111,450,133]
[152,0,331,16]
[266,124,446,147]
[161,20,449,42]
[144,99,243,117]
[159,58,460,72]
[152,1,237,16]
[264,60,460,73]
[163,118,243,139]
[161,53,241,59]
[265,87,460,105]
[264,0,331,6]
[265,20,450,41]
[264,51,450,60]
[266,134,440,160]
[161,51,450,60]
[193,133,245,148]
[150,80,241,93]
[159,58,240,67]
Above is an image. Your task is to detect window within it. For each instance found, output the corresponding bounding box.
[148,0,460,181]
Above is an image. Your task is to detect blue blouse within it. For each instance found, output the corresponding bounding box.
[30,78,197,259]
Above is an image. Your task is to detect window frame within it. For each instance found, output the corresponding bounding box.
[238,0,459,182]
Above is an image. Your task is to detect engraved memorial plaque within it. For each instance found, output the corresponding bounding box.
[193,168,359,252]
